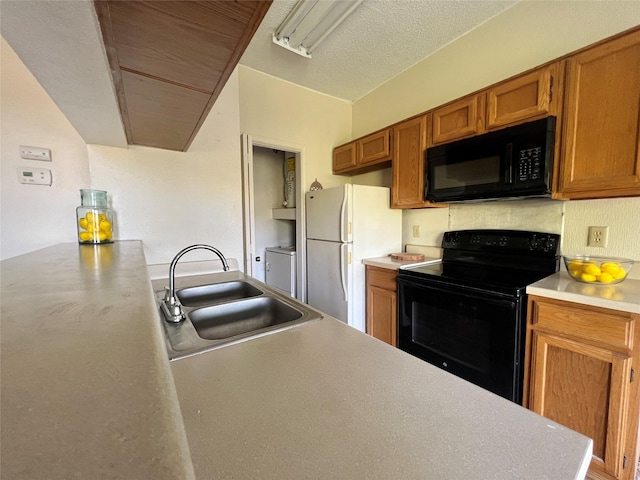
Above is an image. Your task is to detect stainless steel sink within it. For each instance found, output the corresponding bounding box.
[177,281,263,307]
[155,276,322,360]
[190,297,303,340]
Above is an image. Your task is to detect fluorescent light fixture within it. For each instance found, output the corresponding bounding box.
[273,0,363,58]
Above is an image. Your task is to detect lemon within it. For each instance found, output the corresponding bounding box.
[78,217,88,230]
[99,220,112,233]
[85,211,95,223]
[601,262,621,275]
[98,231,109,241]
[580,273,597,282]
[79,232,92,242]
[98,213,107,222]
[613,268,627,280]
[583,264,601,276]
[596,272,614,284]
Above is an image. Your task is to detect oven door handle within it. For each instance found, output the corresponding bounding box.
[397,277,518,303]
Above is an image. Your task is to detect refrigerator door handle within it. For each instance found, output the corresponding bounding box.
[340,244,348,301]
[339,188,347,243]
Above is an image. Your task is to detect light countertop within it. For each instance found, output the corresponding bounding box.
[362,255,441,270]
[1,242,593,479]
[171,312,592,480]
[527,272,640,314]
[0,242,194,479]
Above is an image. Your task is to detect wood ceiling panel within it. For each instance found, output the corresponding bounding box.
[108,1,252,92]
[95,0,272,151]
[121,71,211,151]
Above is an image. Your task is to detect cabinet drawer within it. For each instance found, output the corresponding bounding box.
[367,266,397,291]
[532,299,634,351]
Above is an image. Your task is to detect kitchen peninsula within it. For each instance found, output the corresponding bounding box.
[1,241,592,479]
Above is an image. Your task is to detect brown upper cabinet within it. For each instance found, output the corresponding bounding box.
[487,65,558,129]
[391,115,447,209]
[332,27,640,204]
[432,63,562,145]
[332,128,392,174]
[333,142,357,173]
[358,130,391,166]
[431,94,485,145]
[556,29,640,199]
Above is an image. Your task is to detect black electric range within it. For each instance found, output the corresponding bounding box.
[397,229,560,403]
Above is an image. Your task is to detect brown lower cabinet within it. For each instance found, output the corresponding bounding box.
[525,295,640,480]
[365,265,397,346]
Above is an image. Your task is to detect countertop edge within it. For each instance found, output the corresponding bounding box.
[362,256,441,270]
[527,272,640,314]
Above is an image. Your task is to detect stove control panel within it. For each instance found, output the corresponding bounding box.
[442,230,560,255]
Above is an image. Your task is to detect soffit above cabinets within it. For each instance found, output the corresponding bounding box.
[95,0,272,152]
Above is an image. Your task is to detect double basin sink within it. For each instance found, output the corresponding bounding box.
[155,274,322,360]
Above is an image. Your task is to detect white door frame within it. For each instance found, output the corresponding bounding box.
[241,134,256,277]
[240,134,307,303]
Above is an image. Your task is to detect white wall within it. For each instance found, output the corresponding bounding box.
[1,37,91,260]
[238,66,352,193]
[349,1,640,275]
[86,70,244,267]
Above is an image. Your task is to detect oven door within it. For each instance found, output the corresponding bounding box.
[397,276,526,403]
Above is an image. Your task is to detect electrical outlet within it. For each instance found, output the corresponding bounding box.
[587,226,609,247]
[412,225,420,238]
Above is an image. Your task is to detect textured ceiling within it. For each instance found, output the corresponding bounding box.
[240,0,519,101]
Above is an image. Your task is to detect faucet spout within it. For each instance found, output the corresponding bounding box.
[162,244,229,323]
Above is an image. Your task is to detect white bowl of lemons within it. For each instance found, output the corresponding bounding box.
[563,255,634,284]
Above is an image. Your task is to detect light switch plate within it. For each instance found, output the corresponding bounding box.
[17,166,52,185]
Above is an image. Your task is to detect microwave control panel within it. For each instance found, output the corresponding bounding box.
[517,146,542,182]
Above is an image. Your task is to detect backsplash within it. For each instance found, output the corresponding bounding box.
[449,199,563,233]
[401,196,640,280]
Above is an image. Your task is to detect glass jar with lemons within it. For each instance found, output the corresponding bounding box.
[76,189,114,244]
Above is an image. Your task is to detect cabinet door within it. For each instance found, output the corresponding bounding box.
[333,142,357,173]
[366,266,397,346]
[431,94,484,144]
[487,64,560,129]
[529,330,632,480]
[525,296,640,480]
[558,30,640,199]
[367,285,397,346]
[357,129,391,166]
[392,116,427,208]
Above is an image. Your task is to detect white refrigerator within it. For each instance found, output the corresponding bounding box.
[306,184,402,332]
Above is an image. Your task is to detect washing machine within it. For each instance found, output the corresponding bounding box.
[265,246,296,297]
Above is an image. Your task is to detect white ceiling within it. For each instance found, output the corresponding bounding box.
[240,0,520,101]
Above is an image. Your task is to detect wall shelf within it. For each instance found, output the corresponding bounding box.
[272,208,296,220]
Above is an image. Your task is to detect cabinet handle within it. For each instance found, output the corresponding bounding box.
[549,75,554,103]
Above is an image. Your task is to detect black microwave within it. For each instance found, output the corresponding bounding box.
[425,116,556,203]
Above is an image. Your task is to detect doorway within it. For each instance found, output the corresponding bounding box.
[241,134,306,302]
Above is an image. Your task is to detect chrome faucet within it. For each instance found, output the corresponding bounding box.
[161,244,229,323]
